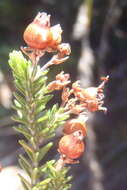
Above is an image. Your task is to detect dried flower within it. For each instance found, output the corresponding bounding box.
[70,104,86,114]
[58,131,85,164]
[23,12,52,50]
[63,118,87,136]
[57,43,71,56]
[71,76,109,112]
[47,81,63,91]
[64,98,77,111]
[49,24,62,49]
[47,71,70,91]
[71,81,85,101]
[85,100,107,113]
[23,12,63,51]
[56,71,70,81]
[61,87,71,105]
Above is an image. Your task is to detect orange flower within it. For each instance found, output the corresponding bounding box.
[23,12,62,51]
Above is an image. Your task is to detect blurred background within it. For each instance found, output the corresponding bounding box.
[0,0,127,190]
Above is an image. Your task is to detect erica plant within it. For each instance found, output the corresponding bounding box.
[8,12,109,190]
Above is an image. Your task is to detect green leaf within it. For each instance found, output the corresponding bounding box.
[37,114,49,123]
[13,99,22,108]
[66,176,72,182]
[35,95,53,106]
[29,137,37,150]
[38,142,53,162]
[9,50,30,68]
[19,174,31,190]
[31,64,38,79]
[33,75,47,86]
[15,80,25,95]
[26,63,34,80]
[32,83,45,95]
[31,168,39,184]
[34,67,48,82]
[19,140,34,161]
[19,155,32,177]
[9,51,30,80]
[12,115,27,125]
[47,162,57,178]
[34,95,53,114]
[63,184,72,190]
[35,104,46,114]
[38,127,50,137]
[40,68,49,76]
[13,92,25,107]
[38,164,46,173]
[40,160,55,173]
[43,133,55,140]
[12,106,27,120]
[32,178,51,190]
[14,126,31,140]
[51,104,58,114]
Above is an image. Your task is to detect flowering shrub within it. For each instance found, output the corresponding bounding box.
[8,12,109,190]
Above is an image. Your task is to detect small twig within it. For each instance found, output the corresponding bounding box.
[41,54,69,71]
[55,156,65,171]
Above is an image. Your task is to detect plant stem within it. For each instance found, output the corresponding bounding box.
[25,63,40,187]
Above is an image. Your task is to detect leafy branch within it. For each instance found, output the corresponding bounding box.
[9,51,70,189]
[8,11,108,190]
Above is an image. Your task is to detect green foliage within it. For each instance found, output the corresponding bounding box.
[32,161,72,190]
[9,50,71,190]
